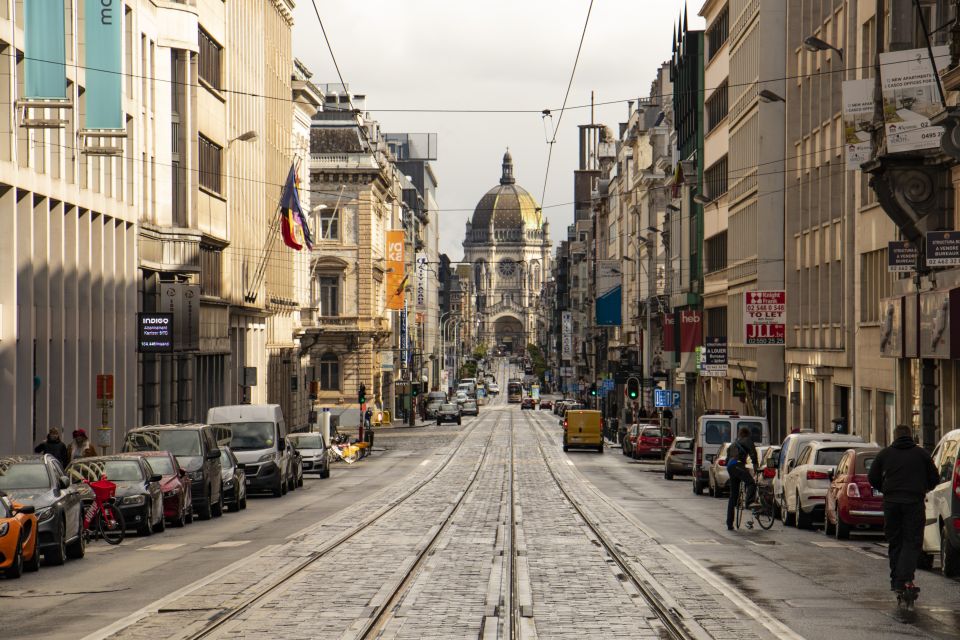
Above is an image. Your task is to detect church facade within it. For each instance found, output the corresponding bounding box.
[463,152,551,354]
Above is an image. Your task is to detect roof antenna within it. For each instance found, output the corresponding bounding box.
[590,90,595,125]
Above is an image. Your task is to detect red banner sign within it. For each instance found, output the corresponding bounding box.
[680,310,702,353]
[744,291,786,345]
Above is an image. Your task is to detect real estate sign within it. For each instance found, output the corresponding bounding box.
[744,291,786,346]
[879,46,949,153]
[842,79,874,170]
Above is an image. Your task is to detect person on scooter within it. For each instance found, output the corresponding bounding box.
[868,424,939,597]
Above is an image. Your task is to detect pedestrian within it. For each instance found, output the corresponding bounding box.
[868,424,939,596]
[70,429,97,460]
[725,426,759,531]
[34,427,70,469]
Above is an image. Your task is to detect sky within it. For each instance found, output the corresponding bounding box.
[291,1,705,260]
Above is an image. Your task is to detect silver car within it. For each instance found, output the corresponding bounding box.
[287,433,330,479]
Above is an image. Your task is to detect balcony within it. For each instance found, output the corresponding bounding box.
[300,310,391,335]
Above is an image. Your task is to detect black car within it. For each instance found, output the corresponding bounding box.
[436,403,462,425]
[287,440,304,488]
[123,424,224,520]
[219,447,247,512]
[521,398,536,410]
[67,456,164,536]
[0,455,85,565]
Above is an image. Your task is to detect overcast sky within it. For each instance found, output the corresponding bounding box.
[292,1,704,260]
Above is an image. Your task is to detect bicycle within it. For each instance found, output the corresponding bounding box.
[81,477,125,545]
[734,472,776,530]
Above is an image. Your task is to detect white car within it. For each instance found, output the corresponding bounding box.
[774,431,863,521]
[708,443,770,498]
[922,428,960,577]
[781,441,876,529]
[487,383,500,395]
[286,433,330,479]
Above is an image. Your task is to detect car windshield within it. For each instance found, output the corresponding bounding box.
[815,449,849,466]
[289,435,324,449]
[220,422,275,450]
[673,440,692,451]
[125,430,201,456]
[147,457,175,476]
[0,463,50,490]
[441,404,457,411]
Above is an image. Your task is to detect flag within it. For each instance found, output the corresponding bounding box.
[279,164,313,251]
[670,162,684,199]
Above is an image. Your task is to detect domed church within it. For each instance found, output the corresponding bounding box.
[463,151,551,354]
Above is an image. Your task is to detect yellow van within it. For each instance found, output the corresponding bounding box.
[562,410,604,453]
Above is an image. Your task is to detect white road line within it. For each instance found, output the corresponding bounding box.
[663,544,807,640]
[420,459,431,466]
[137,543,186,551]
[204,540,251,549]
[79,544,279,640]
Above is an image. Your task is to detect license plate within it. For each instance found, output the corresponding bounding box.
[874,490,882,496]
[649,448,660,453]
[245,479,252,486]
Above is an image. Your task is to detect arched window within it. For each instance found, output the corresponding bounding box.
[319,352,340,391]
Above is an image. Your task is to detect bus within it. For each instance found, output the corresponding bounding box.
[507,381,523,403]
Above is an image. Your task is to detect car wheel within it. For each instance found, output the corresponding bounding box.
[24,539,41,572]
[823,511,835,536]
[174,504,186,528]
[280,478,288,496]
[780,493,794,526]
[597,444,603,454]
[664,470,674,480]
[153,505,166,533]
[137,513,153,537]
[692,479,703,495]
[198,488,213,520]
[436,420,441,426]
[273,476,284,498]
[5,538,23,579]
[320,465,331,479]
[212,490,224,517]
[297,473,303,488]
[239,494,248,510]
[563,445,569,452]
[45,518,67,566]
[942,523,960,578]
[796,492,812,529]
[288,474,296,492]
[834,512,850,539]
[185,504,194,525]
[66,513,86,559]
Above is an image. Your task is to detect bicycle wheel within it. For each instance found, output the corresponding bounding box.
[755,492,776,530]
[735,483,745,529]
[98,504,125,545]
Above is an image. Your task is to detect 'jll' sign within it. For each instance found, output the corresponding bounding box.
[744,291,786,346]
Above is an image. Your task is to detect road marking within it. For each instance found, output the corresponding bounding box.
[83,545,118,553]
[79,544,279,640]
[204,540,251,549]
[565,459,575,466]
[810,541,849,549]
[682,538,722,545]
[663,544,806,640]
[137,543,186,551]
[420,459,431,466]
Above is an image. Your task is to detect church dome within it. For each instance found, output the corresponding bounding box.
[471,151,542,232]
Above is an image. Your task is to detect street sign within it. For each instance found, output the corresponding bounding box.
[888,241,918,272]
[654,389,672,408]
[744,291,786,345]
[926,231,960,267]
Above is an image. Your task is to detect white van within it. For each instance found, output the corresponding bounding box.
[206,404,291,498]
[773,431,863,522]
[691,413,770,495]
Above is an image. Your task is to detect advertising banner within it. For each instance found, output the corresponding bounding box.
[137,313,174,353]
[701,337,728,377]
[85,0,123,129]
[24,0,67,99]
[386,230,406,310]
[744,291,786,345]
[880,46,949,153]
[662,312,676,355]
[595,260,622,326]
[888,240,918,272]
[679,310,702,353]
[416,254,427,309]
[160,283,200,351]
[926,231,960,267]
[561,311,573,360]
[400,303,408,369]
[842,79,874,170]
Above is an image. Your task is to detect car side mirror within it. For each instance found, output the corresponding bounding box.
[828,469,835,481]
[149,474,163,483]
[15,504,36,515]
[58,475,71,489]
[206,449,221,461]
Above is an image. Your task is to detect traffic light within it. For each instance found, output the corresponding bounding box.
[412,382,420,397]
[627,377,640,400]
[358,383,367,405]
[590,383,597,397]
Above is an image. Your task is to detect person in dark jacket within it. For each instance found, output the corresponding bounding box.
[726,426,760,530]
[868,424,940,594]
[34,427,70,469]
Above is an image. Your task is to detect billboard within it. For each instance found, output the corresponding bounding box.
[85,0,123,129]
[137,313,174,353]
[595,260,622,326]
[386,230,406,310]
[842,79,874,170]
[880,46,949,153]
[744,291,786,346]
[24,0,67,99]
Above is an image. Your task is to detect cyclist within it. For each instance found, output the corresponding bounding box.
[867,424,939,597]
[725,426,759,531]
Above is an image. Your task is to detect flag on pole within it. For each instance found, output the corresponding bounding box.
[279,164,313,251]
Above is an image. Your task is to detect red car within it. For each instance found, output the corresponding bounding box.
[824,447,883,539]
[633,426,674,459]
[539,399,553,411]
[521,398,536,410]
[140,451,193,527]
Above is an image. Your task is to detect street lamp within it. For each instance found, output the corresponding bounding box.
[758,89,786,104]
[692,193,712,206]
[803,35,843,60]
[227,130,259,146]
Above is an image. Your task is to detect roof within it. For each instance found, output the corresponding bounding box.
[471,151,542,232]
[310,128,364,154]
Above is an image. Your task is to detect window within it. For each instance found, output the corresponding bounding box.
[319,353,340,391]
[319,276,339,316]
[705,232,728,274]
[319,208,340,240]
[705,305,727,337]
[706,80,728,132]
[198,135,222,194]
[200,246,223,297]
[704,155,728,201]
[706,6,729,60]
[860,248,895,322]
[198,28,222,91]
[704,420,731,444]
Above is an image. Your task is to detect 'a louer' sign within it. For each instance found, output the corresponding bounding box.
[744,291,785,346]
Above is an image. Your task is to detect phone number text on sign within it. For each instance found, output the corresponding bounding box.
[744,290,786,346]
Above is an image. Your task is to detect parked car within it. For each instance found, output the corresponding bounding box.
[425,392,448,418]
[206,404,292,499]
[781,441,876,529]
[488,383,500,395]
[559,402,583,417]
[521,397,536,410]
[287,433,330,479]
[563,410,603,453]
[774,431,863,520]
[0,493,38,578]
[219,447,248,512]
[622,424,641,457]
[123,424,224,519]
[923,428,960,577]
[461,399,479,416]
[709,444,771,498]
[0,454,85,565]
[757,446,781,510]
[664,437,694,480]
[140,451,193,528]
[691,413,770,495]
[68,456,164,536]
[824,446,883,539]
[633,426,675,459]
[437,403,462,426]
[285,439,302,491]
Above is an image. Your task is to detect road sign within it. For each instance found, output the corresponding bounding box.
[654,389,672,408]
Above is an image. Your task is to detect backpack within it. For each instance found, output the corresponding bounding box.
[726,440,747,467]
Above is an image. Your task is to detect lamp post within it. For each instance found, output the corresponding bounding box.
[803,35,844,61]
